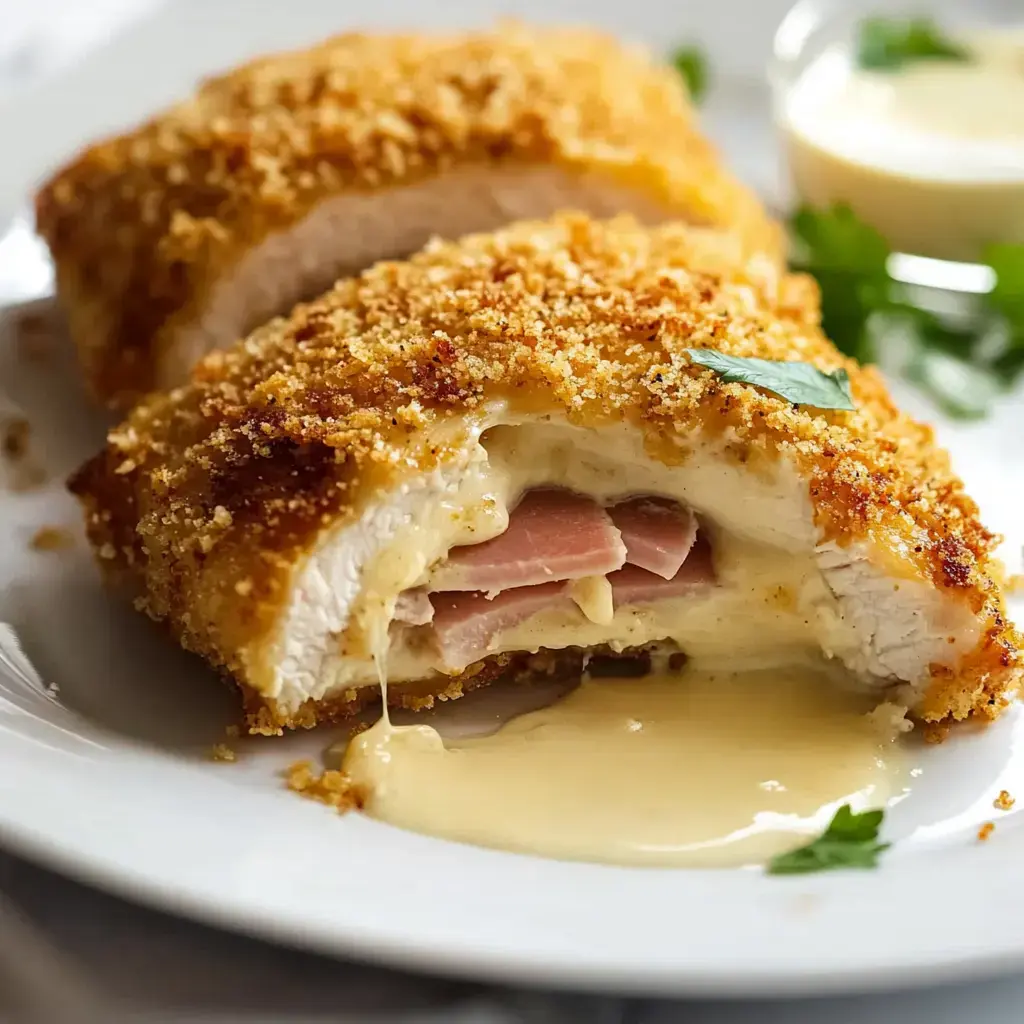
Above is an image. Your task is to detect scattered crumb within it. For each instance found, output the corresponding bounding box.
[2,418,30,460]
[923,721,951,744]
[978,821,995,842]
[285,759,367,813]
[15,311,55,364]
[29,526,73,552]
[224,724,240,739]
[209,743,237,763]
[994,789,1015,812]
[1,416,47,491]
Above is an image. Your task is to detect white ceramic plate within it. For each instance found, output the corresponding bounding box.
[3,0,1024,999]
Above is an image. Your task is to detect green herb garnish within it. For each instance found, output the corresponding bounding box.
[857,17,971,71]
[789,205,1024,418]
[684,349,855,410]
[672,45,709,103]
[790,204,891,362]
[767,805,889,875]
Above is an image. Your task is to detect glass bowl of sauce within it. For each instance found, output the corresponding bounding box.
[772,0,1024,287]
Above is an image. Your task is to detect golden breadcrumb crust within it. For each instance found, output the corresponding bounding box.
[35,21,778,407]
[69,213,1020,730]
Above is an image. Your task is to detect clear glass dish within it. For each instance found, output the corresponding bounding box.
[770,0,1024,293]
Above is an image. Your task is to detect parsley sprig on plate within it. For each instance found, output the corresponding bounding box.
[767,805,889,875]
[790,204,1024,419]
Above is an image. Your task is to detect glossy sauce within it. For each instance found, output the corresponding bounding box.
[783,29,1024,260]
[343,668,909,868]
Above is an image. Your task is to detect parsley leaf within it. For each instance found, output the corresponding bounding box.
[986,243,1024,349]
[767,805,890,875]
[672,46,709,103]
[684,349,855,410]
[857,17,971,71]
[790,204,892,362]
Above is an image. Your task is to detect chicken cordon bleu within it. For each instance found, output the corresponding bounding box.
[69,214,1020,734]
[35,22,778,409]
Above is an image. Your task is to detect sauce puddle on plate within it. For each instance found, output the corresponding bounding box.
[344,667,910,868]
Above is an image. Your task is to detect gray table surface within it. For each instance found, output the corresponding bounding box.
[3,846,1024,1023]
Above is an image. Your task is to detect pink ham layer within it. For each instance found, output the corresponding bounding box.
[608,536,714,607]
[390,488,713,669]
[429,488,627,593]
[428,539,715,669]
[607,497,697,579]
[430,582,576,669]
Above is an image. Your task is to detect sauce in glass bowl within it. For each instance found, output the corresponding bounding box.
[774,4,1024,264]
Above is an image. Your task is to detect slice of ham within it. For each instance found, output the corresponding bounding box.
[608,497,697,580]
[393,588,434,626]
[430,582,576,669]
[428,488,626,594]
[610,537,716,607]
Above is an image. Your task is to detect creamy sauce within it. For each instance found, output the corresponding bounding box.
[783,29,1024,261]
[344,667,909,868]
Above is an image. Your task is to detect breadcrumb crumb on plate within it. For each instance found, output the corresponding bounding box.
[285,760,366,812]
[29,526,74,552]
[994,789,1015,811]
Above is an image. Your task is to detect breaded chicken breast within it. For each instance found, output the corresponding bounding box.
[69,214,1020,734]
[35,22,778,409]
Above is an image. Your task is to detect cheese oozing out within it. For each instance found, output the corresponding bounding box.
[267,413,979,714]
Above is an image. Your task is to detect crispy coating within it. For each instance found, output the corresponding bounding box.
[69,213,1020,729]
[35,21,778,407]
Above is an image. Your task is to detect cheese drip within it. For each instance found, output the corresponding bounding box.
[344,667,910,868]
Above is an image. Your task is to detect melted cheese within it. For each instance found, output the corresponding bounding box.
[272,416,972,713]
[316,421,826,695]
[343,666,910,868]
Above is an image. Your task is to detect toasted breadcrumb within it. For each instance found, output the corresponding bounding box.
[209,743,237,763]
[994,789,1015,811]
[15,311,55,364]
[68,213,1021,731]
[285,760,367,812]
[36,22,777,407]
[1,417,47,492]
[923,721,952,744]
[29,526,74,552]
[2,418,30,460]
[978,821,995,841]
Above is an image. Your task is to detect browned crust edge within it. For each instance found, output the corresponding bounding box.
[35,22,778,406]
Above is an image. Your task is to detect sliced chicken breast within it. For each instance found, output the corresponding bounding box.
[70,214,1021,735]
[35,21,780,409]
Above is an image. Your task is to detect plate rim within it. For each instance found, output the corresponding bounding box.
[0,722,1023,999]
